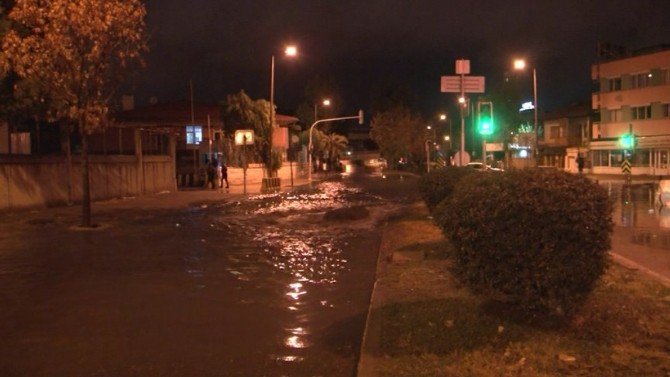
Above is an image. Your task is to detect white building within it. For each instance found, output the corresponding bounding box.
[590,46,670,175]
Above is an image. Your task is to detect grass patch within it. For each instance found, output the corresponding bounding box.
[369,202,670,377]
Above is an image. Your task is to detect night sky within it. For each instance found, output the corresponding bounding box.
[137,0,670,117]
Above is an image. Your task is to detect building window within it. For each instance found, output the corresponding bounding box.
[186,125,202,145]
[631,105,652,120]
[631,150,650,167]
[592,150,610,167]
[610,108,623,122]
[663,69,670,85]
[608,77,621,91]
[663,104,670,118]
[610,150,624,167]
[631,72,650,89]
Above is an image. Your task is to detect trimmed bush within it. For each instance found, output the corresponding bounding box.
[418,167,477,212]
[435,169,613,314]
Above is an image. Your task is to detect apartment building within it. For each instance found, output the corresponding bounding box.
[590,46,670,175]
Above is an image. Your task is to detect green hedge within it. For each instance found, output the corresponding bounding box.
[418,167,476,212]
[434,169,613,314]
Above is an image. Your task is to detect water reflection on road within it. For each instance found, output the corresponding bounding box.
[0,176,416,377]
[192,180,399,375]
[605,180,670,250]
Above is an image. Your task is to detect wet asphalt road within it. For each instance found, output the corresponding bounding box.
[0,170,419,377]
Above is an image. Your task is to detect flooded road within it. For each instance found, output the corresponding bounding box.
[0,172,419,376]
[602,180,670,281]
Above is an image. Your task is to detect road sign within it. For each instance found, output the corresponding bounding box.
[621,158,631,174]
[455,59,470,74]
[440,76,485,93]
[486,143,504,152]
[453,151,471,166]
[234,129,254,145]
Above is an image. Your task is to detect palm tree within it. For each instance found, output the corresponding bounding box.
[319,132,348,171]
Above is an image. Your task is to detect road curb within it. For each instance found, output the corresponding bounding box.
[610,251,670,288]
[356,215,394,377]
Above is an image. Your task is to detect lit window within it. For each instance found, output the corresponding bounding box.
[631,105,651,120]
[186,125,203,145]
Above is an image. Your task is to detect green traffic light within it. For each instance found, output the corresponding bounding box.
[477,101,494,136]
[478,118,494,136]
[619,133,635,149]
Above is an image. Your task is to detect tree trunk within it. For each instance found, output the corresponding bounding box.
[81,132,92,227]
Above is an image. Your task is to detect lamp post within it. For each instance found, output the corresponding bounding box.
[425,139,434,173]
[514,59,538,165]
[426,125,436,141]
[269,45,297,178]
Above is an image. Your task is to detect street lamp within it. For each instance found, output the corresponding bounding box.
[513,58,538,165]
[314,98,331,122]
[269,45,298,177]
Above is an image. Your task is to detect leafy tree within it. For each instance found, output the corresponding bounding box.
[221,90,277,177]
[370,106,425,169]
[2,0,147,227]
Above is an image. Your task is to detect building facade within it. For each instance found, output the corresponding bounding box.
[590,46,670,175]
[539,103,591,172]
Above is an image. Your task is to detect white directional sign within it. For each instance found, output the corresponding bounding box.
[455,59,470,74]
[440,76,485,93]
[234,129,255,145]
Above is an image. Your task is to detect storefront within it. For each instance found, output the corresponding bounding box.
[589,135,670,175]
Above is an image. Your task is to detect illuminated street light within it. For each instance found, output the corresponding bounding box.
[439,114,447,121]
[269,45,298,177]
[285,45,297,56]
[513,59,526,70]
[513,58,538,165]
[314,98,331,121]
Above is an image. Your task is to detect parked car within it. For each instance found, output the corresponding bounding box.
[465,162,503,172]
[365,158,387,169]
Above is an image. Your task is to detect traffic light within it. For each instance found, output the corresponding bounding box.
[619,133,636,149]
[477,101,494,136]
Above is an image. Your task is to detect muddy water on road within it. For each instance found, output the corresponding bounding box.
[0,178,413,377]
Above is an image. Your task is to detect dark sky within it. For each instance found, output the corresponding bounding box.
[136,0,670,117]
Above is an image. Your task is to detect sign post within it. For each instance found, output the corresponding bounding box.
[441,60,485,166]
[235,130,254,194]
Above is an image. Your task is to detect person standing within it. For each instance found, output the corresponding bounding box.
[220,162,229,189]
[207,158,218,189]
[576,154,585,174]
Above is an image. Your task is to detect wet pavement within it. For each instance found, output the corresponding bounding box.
[604,181,670,283]
[0,170,420,377]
